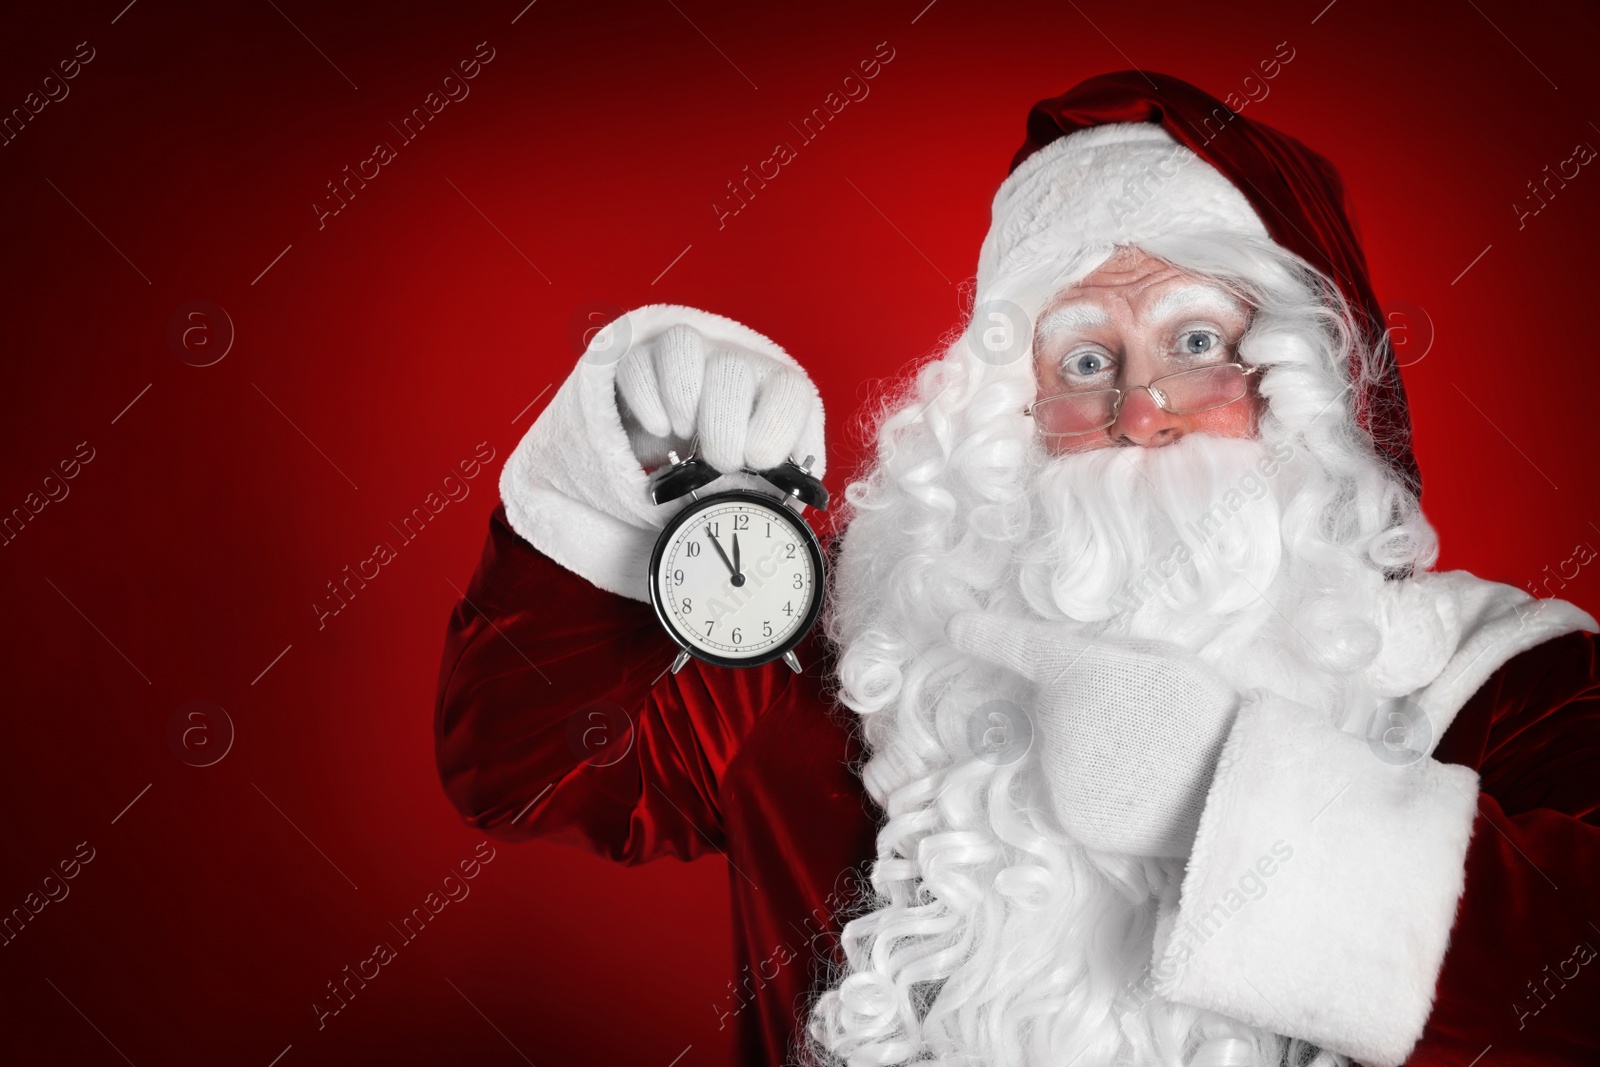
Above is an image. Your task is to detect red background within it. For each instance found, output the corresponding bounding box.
[2,1,1597,1064]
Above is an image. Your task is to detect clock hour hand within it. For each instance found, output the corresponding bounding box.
[732,532,741,577]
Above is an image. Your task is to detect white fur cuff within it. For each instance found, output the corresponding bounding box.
[499,304,821,602]
[1150,691,1480,1066]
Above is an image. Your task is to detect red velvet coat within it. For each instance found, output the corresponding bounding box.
[435,506,1600,1066]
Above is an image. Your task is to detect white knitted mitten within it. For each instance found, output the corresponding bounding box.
[615,322,822,475]
[946,610,1241,858]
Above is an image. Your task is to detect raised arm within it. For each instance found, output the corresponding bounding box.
[434,305,828,866]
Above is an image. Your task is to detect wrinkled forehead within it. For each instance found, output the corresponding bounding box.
[1035,283,1250,342]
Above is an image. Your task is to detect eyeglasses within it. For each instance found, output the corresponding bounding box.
[1022,359,1262,437]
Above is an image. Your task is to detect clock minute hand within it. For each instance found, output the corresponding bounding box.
[707,530,737,577]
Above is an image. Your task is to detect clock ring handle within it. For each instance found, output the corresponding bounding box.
[744,454,829,512]
[648,436,828,512]
[647,434,719,505]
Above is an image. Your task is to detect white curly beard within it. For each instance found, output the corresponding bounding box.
[810,429,1377,1067]
[1032,431,1394,721]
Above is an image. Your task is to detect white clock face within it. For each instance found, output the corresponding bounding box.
[655,499,818,661]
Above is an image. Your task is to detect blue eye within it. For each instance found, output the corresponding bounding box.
[1064,350,1109,377]
[1177,329,1223,357]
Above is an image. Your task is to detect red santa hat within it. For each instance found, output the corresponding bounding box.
[976,70,1419,492]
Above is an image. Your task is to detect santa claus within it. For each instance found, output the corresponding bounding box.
[434,72,1600,1067]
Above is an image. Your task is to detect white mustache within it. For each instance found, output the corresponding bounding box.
[1019,433,1293,627]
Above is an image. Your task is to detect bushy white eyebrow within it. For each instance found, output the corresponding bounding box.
[1145,284,1247,325]
[1034,303,1111,343]
[1034,286,1245,348]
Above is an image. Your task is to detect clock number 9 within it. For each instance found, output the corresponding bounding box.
[674,569,685,585]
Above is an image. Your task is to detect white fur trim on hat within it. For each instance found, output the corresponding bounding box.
[975,122,1269,292]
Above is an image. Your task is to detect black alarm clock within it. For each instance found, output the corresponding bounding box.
[647,445,828,675]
